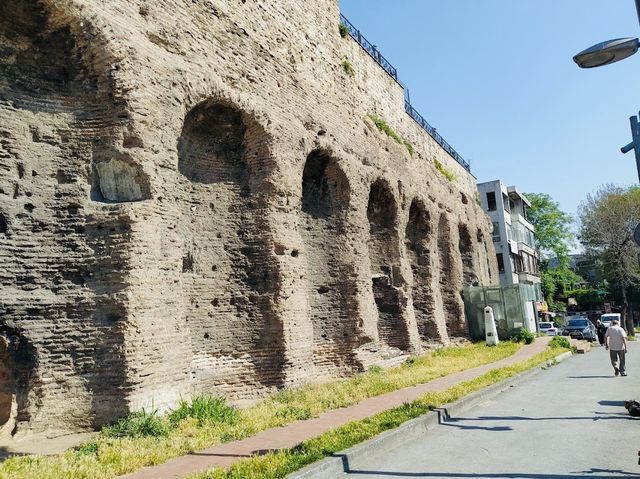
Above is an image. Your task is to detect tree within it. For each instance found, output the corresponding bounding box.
[525,193,574,263]
[525,192,579,311]
[579,184,640,335]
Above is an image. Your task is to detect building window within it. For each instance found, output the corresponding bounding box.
[496,253,505,273]
[486,192,496,211]
[506,224,512,242]
[503,194,511,213]
[492,222,500,242]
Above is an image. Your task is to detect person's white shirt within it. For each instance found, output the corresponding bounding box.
[605,324,627,351]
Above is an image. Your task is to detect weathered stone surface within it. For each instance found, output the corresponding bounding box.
[0,0,498,436]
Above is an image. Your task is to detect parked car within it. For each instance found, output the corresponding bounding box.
[600,313,620,328]
[563,318,596,341]
[538,321,559,336]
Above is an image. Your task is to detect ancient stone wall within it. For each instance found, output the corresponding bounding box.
[0,0,498,436]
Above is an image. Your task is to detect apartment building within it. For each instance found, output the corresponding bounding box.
[477,180,541,291]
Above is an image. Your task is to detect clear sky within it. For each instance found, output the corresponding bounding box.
[339,0,640,223]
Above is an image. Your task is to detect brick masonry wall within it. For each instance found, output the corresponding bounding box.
[0,0,499,436]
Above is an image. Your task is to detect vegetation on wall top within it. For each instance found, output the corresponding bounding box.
[339,23,349,38]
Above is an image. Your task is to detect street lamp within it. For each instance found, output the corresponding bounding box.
[573,37,639,68]
[573,0,640,184]
[573,0,640,67]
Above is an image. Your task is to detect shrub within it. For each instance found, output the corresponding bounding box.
[515,328,535,345]
[74,441,99,456]
[102,409,170,438]
[404,356,417,367]
[341,60,355,77]
[339,23,349,38]
[433,158,455,182]
[368,365,383,374]
[169,395,238,426]
[550,336,571,349]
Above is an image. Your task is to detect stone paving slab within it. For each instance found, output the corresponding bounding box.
[123,337,552,479]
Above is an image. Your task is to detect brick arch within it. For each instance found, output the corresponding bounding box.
[367,179,410,350]
[0,0,146,433]
[437,213,466,338]
[0,328,37,438]
[458,223,479,286]
[300,149,362,374]
[405,198,440,341]
[0,0,150,203]
[176,99,286,394]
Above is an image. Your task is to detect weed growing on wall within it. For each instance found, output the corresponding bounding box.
[341,60,355,77]
[339,23,348,38]
[433,158,456,182]
[367,114,414,156]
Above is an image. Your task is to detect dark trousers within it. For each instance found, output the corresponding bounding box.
[610,350,626,373]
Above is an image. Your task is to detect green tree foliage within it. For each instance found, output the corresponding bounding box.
[579,184,640,334]
[525,192,580,311]
[525,193,573,262]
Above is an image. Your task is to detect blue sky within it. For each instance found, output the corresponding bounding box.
[339,0,640,223]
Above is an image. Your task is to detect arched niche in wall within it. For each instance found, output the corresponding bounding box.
[176,99,285,394]
[458,223,479,287]
[437,213,466,338]
[367,179,410,350]
[0,329,37,438]
[405,199,440,342]
[0,0,140,432]
[300,149,361,374]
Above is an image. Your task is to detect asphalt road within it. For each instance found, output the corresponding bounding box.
[342,341,640,479]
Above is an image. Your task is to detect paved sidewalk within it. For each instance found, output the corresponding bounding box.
[124,337,553,479]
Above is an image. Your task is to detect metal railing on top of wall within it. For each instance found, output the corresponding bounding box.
[339,14,471,172]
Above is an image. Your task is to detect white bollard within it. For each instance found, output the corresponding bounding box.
[484,306,499,346]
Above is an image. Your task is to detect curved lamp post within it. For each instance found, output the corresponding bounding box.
[573,0,640,184]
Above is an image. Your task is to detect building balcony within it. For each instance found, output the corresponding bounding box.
[511,213,534,231]
[518,272,541,284]
[517,242,537,256]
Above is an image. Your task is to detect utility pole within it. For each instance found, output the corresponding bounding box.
[620,112,640,183]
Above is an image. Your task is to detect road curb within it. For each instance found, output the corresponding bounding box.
[287,349,573,479]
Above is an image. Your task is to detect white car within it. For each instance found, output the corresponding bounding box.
[600,313,620,328]
[539,321,559,336]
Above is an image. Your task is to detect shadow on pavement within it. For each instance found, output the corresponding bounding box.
[336,455,640,478]
[598,400,626,407]
[567,375,613,379]
[439,414,635,423]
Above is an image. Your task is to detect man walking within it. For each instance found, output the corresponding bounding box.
[605,319,628,376]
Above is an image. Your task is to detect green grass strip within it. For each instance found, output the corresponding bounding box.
[194,346,569,479]
[0,342,523,479]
